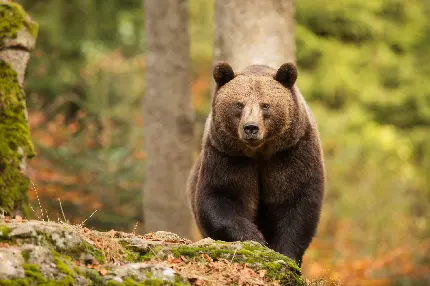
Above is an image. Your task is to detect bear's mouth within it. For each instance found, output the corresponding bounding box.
[241,135,264,147]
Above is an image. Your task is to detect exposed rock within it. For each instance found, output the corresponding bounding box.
[0,248,25,279]
[0,218,306,285]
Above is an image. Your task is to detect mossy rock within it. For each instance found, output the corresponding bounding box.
[0,219,306,285]
[0,60,35,216]
[0,1,38,217]
[0,2,38,46]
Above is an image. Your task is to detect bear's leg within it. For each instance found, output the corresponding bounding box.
[260,196,321,266]
[197,194,266,245]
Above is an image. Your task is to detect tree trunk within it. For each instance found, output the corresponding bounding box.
[214,0,295,71]
[143,0,194,238]
[0,1,38,216]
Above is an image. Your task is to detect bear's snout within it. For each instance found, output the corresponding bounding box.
[241,121,263,145]
[243,122,259,136]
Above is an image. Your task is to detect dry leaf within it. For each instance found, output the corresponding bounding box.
[167,256,183,264]
[258,270,267,278]
[15,216,23,223]
[99,268,108,276]
[200,254,212,262]
[190,278,204,285]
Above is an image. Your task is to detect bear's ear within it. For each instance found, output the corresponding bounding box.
[213,62,235,87]
[274,62,297,89]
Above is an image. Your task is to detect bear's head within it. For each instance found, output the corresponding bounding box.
[210,62,302,155]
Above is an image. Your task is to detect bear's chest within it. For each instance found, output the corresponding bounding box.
[257,153,296,205]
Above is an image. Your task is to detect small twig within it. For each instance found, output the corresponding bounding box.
[230,236,244,263]
[28,204,40,219]
[132,222,139,235]
[80,210,98,226]
[57,198,67,223]
[45,209,51,222]
[30,182,45,221]
[149,246,162,261]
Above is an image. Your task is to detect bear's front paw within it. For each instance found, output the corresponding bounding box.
[238,219,267,246]
[251,230,267,246]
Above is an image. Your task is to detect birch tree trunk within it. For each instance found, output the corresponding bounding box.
[143,0,194,238]
[214,0,295,71]
[0,1,38,216]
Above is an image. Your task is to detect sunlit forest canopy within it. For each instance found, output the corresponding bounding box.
[16,0,429,283]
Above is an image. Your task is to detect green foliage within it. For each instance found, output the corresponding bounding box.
[17,0,143,111]
[17,0,145,230]
[295,0,430,253]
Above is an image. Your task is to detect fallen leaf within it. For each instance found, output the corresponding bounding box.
[167,256,183,264]
[189,278,204,285]
[99,268,108,276]
[258,269,267,278]
[15,216,23,223]
[200,254,212,262]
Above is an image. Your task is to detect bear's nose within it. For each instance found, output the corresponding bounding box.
[243,122,259,135]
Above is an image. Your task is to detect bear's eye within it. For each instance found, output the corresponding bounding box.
[262,103,270,110]
[236,102,244,110]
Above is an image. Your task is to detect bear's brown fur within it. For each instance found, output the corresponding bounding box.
[187,62,325,266]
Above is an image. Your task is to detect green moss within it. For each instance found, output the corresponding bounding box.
[137,279,174,286]
[80,241,106,264]
[0,2,38,44]
[21,250,30,262]
[53,251,76,277]
[140,246,163,261]
[44,236,104,264]
[106,278,188,286]
[84,269,104,285]
[0,225,12,240]
[10,262,76,286]
[0,60,35,216]
[119,241,141,262]
[54,256,75,277]
[73,264,83,275]
[106,281,122,286]
[0,279,30,286]
[119,240,303,284]
[23,264,45,283]
[55,276,75,286]
[119,240,162,262]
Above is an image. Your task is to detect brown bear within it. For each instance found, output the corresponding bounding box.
[187,62,325,266]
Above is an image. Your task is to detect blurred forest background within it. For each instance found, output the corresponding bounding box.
[16,0,429,284]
